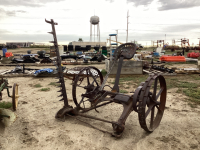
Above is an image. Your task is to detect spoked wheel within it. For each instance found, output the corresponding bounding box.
[72,66,103,110]
[138,74,166,132]
[12,83,19,111]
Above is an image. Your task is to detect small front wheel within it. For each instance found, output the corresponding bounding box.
[12,83,19,111]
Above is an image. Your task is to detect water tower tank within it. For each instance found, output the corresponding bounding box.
[90,16,99,25]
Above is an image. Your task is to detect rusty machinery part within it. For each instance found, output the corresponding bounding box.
[132,82,144,112]
[151,65,174,73]
[12,83,19,111]
[113,43,137,59]
[138,74,166,132]
[0,78,8,89]
[45,19,69,108]
[46,19,167,136]
[100,43,137,91]
[0,78,8,101]
[72,66,103,110]
[40,57,52,63]
[112,123,125,136]
[63,67,85,81]
[0,78,9,101]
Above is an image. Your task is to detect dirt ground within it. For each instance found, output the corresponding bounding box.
[0,63,199,150]
[0,48,200,150]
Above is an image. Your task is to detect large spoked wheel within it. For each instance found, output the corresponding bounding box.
[12,83,19,111]
[72,66,103,110]
[138,74,166,132]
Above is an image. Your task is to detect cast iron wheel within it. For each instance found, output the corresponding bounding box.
[72,66,103,110]
[138,74,166,132]
[132,82,144,112]
[12,83,19,111]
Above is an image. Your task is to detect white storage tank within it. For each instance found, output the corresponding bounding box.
[90,16,99,25]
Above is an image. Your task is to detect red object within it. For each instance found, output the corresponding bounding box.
[160,56,186,62]
[5,52,13,57]
[187,52,200,58]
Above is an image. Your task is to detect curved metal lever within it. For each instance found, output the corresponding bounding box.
[45,18,58,25]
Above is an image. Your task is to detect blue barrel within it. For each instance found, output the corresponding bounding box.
[153,52,159,57]
[2,48,7,56]
[76,51,82,55]
[109,34,117,36]
[111,49,115,56]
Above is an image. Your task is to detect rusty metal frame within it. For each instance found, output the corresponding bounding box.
[46,19,167,137]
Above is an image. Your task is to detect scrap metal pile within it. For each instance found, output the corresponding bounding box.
[151,65,175,73]
[46,19,167,137]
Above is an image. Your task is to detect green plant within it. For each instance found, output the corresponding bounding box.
[0,102,12,109]
[177,82,198,89]
[120,90,128,93]
[101,69,107,76]
[48,82,60,86]
[119,75,148,87]
[39,88,50,91]
[183,88,200,100]
[176,88,182,93]
[188,102,198,108]
[34,84,42,88]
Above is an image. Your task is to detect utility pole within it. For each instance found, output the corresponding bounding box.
[198,38,200,46]
[115,29,118,39]
[126,10,129,43]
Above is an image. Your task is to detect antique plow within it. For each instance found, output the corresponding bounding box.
[46,19,167,137]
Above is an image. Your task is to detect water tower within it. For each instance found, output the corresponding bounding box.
[90,16,100,42]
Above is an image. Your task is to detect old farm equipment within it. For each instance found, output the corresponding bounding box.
[0,78,19,111]
[0,78,19,126]
[46,19,167,137]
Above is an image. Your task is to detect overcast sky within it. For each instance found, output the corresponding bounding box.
[0,0,200,46]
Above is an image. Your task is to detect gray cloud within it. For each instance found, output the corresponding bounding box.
[158,0,200,11]
[105,0,115,3]
[127,0,154,6]
[0,0,65,7]
[5,11,16,16]
[0,1,41,7]
[16,10,26,13]
[62,9,71,11]
[163,24,200,32]
[127,0,200,10]
[0,8,27,17]
[0,29,11,34]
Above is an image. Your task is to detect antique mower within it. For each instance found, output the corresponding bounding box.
[0,78,19,126]
[45,19,167,137]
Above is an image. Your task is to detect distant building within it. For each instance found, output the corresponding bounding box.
[6,42,35,47]
[70,41,106,47]
[34,43,45,45]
